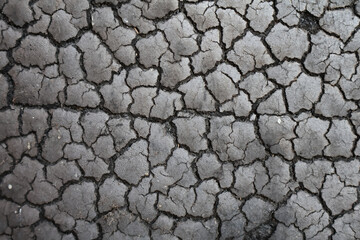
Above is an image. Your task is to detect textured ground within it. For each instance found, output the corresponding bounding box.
[1,0,360,239]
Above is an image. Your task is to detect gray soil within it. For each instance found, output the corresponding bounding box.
[1,0,360,239]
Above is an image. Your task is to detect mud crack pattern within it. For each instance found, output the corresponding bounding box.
[1,0,360,239]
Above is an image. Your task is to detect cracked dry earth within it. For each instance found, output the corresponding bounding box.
[2,1,360,240]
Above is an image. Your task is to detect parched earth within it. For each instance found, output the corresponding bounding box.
[1,0,360,239]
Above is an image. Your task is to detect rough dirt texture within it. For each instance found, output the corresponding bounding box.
[1,0,360,239]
